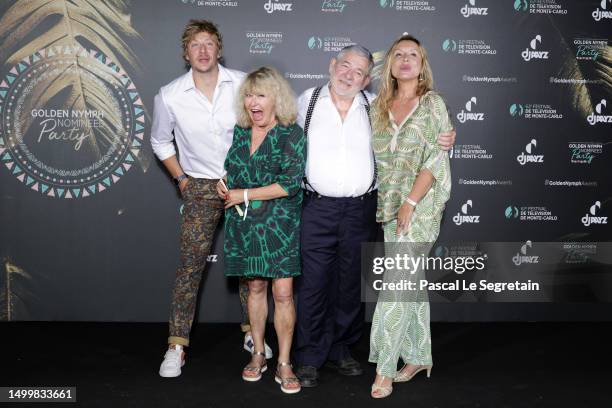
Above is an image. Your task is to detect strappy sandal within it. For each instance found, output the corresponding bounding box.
[242,351,267,382]
[393,364,432,383]
[274,361,301,394]
[371,375,393,399]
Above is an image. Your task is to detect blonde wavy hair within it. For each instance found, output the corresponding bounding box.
[236,67,297,128]
[181,20,222,62]
[371,34,434,134]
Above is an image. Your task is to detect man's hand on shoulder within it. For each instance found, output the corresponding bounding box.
[437,129,456,151]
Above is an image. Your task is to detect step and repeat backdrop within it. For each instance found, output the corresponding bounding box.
[0,0,610,322]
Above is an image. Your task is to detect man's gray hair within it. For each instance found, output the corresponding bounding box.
[336,44,374,74]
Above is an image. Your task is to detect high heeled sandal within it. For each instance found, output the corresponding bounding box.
[242,351,267,382]
[371,375,393,399]
[274,361,301,394]
[393,364,432,383]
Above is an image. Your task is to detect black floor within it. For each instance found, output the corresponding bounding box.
[3,322,611,408]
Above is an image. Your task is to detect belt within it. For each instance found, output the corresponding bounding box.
[303,188,377,201]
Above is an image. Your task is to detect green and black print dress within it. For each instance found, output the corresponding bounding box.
[224,123,306,279]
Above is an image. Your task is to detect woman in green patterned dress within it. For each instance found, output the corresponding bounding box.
[368,34,452,398]
[217,67,306,394]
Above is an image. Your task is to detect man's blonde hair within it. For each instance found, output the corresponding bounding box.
[181,19,223,61]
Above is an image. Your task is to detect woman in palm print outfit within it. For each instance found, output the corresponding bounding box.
[368,34,452,398]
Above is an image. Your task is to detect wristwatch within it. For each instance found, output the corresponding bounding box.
[174,174,188,184]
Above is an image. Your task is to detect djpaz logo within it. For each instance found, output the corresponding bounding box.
[587,99,612,125]
[512,241,539,266]
[453,200,480,225]
[461,0,488,17]
[442,39,457,52]
[510,104,524,117]
[264,0,293,13]
[516,139,544,165]
[505,205,519,219]
[457,97,485,123]
[521,35,549,61]
[379,0,395,7]
[593,0,612,21]
[514,0,528,11]
[308,37,323,50]
[581,201,608,226]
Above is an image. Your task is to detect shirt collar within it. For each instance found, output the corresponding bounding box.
[181,64,233,92]
[217,64,233,84]
[319,82,332,99]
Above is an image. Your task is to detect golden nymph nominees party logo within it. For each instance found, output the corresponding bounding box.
[0,45,144,198]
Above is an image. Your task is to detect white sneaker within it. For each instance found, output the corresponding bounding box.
[243,333,273,359]
[159,345,185,378]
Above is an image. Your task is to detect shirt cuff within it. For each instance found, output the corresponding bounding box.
[152,144,177,161]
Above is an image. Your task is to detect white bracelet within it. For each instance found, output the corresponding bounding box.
[243,189,249,220]
[405,197,418,207]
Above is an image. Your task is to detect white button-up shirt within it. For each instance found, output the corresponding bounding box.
[297,85,375,197]
[150,65,245,179]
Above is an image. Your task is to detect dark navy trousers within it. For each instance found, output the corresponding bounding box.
[295,190,377,368]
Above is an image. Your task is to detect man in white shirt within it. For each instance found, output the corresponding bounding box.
[151,20,263,378]
[294,45,455,387]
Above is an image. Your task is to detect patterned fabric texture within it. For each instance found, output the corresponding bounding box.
[224,123,306,279]
[168,178,224,346]
[368,91,452,377]
[239,278,250,332]
[369,220,433,377]
[373,91,452,241]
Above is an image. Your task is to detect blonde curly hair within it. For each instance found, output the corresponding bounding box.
[236,67,297,128]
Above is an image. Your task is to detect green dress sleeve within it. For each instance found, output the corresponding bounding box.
[274,124,307,197]
[420,94,452,206]
[224,125,241,182]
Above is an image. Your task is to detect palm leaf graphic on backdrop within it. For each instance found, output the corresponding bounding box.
[508,7,612,117]
[0,0,150,170]
[0,258,34,321]
[546,16,611,240]
[549,18,612,118]
[371,50,385,84]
